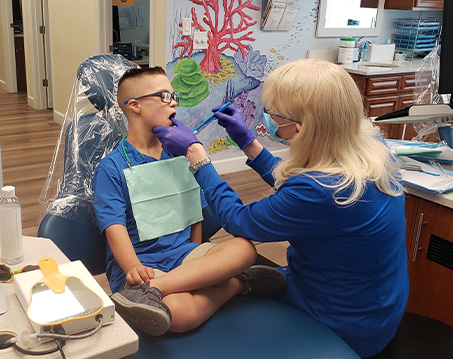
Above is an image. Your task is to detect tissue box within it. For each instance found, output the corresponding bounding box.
[366,44,396,62]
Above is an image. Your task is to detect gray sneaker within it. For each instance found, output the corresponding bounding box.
[111,284,172,336]
[236,265,286,295]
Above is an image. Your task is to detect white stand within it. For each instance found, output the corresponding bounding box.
[374,104,453,124]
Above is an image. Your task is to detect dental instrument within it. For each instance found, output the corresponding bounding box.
[192,102,232,134]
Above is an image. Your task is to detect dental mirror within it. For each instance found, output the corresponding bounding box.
[28,257,103,326]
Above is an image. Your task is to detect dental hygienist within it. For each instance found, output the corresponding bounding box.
[153,59,409,358]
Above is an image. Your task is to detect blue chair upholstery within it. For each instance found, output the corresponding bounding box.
[129,294,361,359]
[438,125,453,148]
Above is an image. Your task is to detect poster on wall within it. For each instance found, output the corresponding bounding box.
[166,0,319,163]
[113,0,135,6]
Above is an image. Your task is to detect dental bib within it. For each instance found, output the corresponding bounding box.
[123,156,203,241]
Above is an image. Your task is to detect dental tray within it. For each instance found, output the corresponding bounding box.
[14,260,115,337]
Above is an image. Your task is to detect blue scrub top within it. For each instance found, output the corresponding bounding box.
[93,138,207,293]
[194,147,409,358]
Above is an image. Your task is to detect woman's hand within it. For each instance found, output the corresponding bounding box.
[153,118,201,156]
[213,105,255,149]
[125,265,155,286]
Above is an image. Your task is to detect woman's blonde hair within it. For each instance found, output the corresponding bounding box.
[261,59,403,205]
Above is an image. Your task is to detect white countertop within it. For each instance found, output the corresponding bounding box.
[406,185,453,210]
[0,236,139,359]
[342,60,423,76]
[405,162,453,209]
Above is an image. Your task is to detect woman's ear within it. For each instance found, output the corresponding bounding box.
[295,122,302,133]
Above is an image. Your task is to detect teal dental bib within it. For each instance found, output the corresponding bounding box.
[123,156,203,241]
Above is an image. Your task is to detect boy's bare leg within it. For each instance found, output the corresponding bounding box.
[163,278,243,333]
[148,237,256,296]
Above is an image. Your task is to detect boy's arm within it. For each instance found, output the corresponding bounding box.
[190,222,202,244]
[105,224,155,286]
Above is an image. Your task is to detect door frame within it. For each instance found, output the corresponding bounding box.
[0,0,17,93]
[22,0,49,109]
[103,0,166,67]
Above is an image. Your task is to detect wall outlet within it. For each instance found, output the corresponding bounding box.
[193,31,208,50]
[182,17,191,36]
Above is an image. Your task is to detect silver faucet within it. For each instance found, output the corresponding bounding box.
[354,37,371,62]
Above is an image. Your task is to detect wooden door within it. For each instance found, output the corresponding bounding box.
[406,198,453,326]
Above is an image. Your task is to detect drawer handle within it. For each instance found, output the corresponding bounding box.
[412,213,425,262]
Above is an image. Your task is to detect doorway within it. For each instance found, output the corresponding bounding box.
[12,0,26,92]
[112,0,150,67]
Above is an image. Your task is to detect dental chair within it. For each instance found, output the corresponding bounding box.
[38,54,135,275]
[37,54,360,359]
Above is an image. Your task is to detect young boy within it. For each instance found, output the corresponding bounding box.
[93,67,285,336]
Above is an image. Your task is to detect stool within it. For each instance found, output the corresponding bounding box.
[368,312,453,359]
[128,294,360,359]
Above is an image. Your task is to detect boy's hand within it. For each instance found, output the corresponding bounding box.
[153,118,201,155]
[213,105,255,149]
[126,265,155,286]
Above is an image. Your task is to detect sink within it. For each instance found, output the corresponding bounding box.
[360,62,400,68]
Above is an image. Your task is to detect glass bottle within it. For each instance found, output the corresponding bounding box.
[0,185,23,265]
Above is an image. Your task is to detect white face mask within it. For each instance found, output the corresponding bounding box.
[263,112,291,145]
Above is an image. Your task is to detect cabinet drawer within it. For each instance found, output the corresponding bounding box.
[415,0,444,9]
[399,92,414,108]
[401,74,416,92]
[385,0,443,10]
[366,76,402,96]
[365,95,400,117]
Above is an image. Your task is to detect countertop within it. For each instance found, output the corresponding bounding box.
[405,163,453,210]
[0,236,139,359]
[342,59,423,76]
[406,186,453,209]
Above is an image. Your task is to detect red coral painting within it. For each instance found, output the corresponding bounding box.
[173,0,260,73]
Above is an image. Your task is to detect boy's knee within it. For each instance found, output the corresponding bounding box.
[233,237,257,265]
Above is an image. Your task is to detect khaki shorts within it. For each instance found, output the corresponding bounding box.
[153,242,216,278]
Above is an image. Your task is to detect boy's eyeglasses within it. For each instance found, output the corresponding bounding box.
[0,264,40,283]
[123,91,179,105]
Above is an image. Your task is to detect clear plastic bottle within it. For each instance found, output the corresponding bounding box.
[360,44,368,62]
[0,186,23,265]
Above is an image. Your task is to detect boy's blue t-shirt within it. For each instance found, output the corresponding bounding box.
[93,138,207,293]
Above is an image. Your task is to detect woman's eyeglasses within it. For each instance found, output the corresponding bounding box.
[0,264,40,283]
[123,91,179,105]
[263,108,298,124]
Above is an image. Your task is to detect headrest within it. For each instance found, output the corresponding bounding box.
[76,54,135,111]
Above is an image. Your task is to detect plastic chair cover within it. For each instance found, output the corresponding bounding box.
[412,45,452,142]
[39,54,139,225]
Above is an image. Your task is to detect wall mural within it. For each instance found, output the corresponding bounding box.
[167,0,319,160]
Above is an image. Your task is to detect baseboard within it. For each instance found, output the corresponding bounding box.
[53,109,65,126]
[212,148,289,175]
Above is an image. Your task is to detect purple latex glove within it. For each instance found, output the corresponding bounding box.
[152,118,202,156]
[213,105,255,149]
